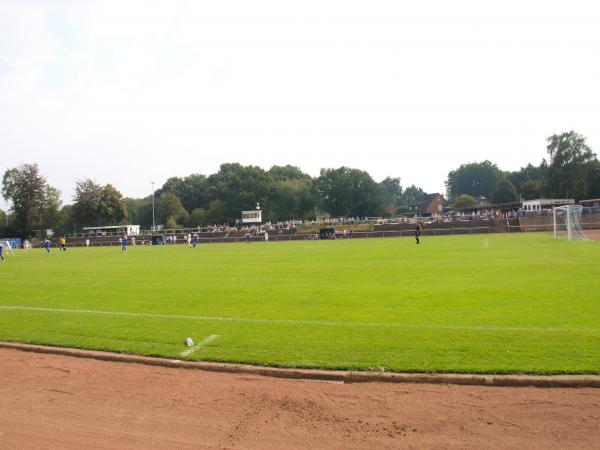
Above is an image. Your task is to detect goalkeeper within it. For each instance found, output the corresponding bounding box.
[415,222,422,244]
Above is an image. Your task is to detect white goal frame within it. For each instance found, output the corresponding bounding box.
[553,205,588,240]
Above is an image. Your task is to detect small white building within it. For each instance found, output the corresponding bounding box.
[522,199,574,212]
[83,225,141,235]
[241,210,262,224]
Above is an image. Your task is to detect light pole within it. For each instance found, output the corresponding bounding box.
[151,181,156,232]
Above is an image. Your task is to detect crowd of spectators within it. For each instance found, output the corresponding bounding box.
[69,204,600,240]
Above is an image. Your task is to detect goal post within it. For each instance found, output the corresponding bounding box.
[553,205,588,240]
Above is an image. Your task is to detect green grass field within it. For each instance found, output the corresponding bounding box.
[1,233,599,374]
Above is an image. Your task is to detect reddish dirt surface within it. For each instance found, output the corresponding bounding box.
[1,349,599,450]
[585,229,600,240]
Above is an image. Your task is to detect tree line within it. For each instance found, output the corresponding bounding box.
[2,131,599,237]
[446,131,600,208]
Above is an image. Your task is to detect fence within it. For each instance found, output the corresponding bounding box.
[39,226,498,248]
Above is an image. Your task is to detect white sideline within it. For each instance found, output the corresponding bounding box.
[180,335,219,357]
[0,305,597,333]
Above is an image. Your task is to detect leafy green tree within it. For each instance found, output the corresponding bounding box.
[398,185,426,207]
[164,217,182,230]
[269,178,315,220]
[156,192,188,225]
[205,199,227,224]
[124,197,153,228]
[187,208,208,226]
[268,165,311,182]
[347,168,384,217]
[98,184,128,225]
[56,205,75,235]
[491,179,518,204]
[521,179,541,200]
[379,177,403,207]
[587,159,600,199]
[157,177,185,201]
[0,208,6,235]
[452,194,478,209]
[445,161,503,200]
[541,131,596,199]
[315,167,352,217]
[506,164,542,191]
[72,179,103,227]
[2,163,60,236]
[158,174,210,213]
[72,180,128,227]
[42,186,63,230]
[315,167,383,217]
[0,209,16,236]
[208,163,274,222]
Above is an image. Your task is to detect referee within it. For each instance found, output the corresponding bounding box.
[415,222,422,244]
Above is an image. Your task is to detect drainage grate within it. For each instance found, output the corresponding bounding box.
[305,378,345,384]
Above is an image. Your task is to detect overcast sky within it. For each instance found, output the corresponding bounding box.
[1,0,599,206]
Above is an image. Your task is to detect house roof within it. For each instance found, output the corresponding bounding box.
[409,193,443,211]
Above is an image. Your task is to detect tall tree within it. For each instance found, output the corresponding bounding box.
[445,161,503,200]
[72,179,127,228]
[187,208,208,227]
[56,205,76,235]
[347,168,384,217]
[269,178,316,220]
[208,163,274,222]
[586,159,600,199]
[490,179,518,204]
[315,167,354,217]
[0,208,6,234]
[379,177,403,207]
[268,165,311,182]
[205,199,227,224]
[506,164,542,191]
[124,197,153,228]
[158,174,210,213]
[42,186,63,229]
[541,131,596,199]
[452,194,478,209]
[156,192,189,225]
[520,179,541,200]
[315,167,383,217]
[71,179,103,227]
[2,164,59,236]
[98,184,128,225]
[398,185,426,207]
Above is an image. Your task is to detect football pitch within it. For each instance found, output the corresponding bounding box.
[1,233,599,375]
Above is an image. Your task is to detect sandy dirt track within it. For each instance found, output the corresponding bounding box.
[1,348,599,450]
[585,229,600,240]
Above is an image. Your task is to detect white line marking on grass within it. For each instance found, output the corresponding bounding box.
[180,335,219,357]
[0,305,597,333]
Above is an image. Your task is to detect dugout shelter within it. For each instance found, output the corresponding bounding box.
[319,227,335,239]
[151,235,165,245]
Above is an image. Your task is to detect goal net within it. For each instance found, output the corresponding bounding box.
[553,205,588,240]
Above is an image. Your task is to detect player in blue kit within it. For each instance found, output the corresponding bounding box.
[43,239,51,253]
[121,235,128,253]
